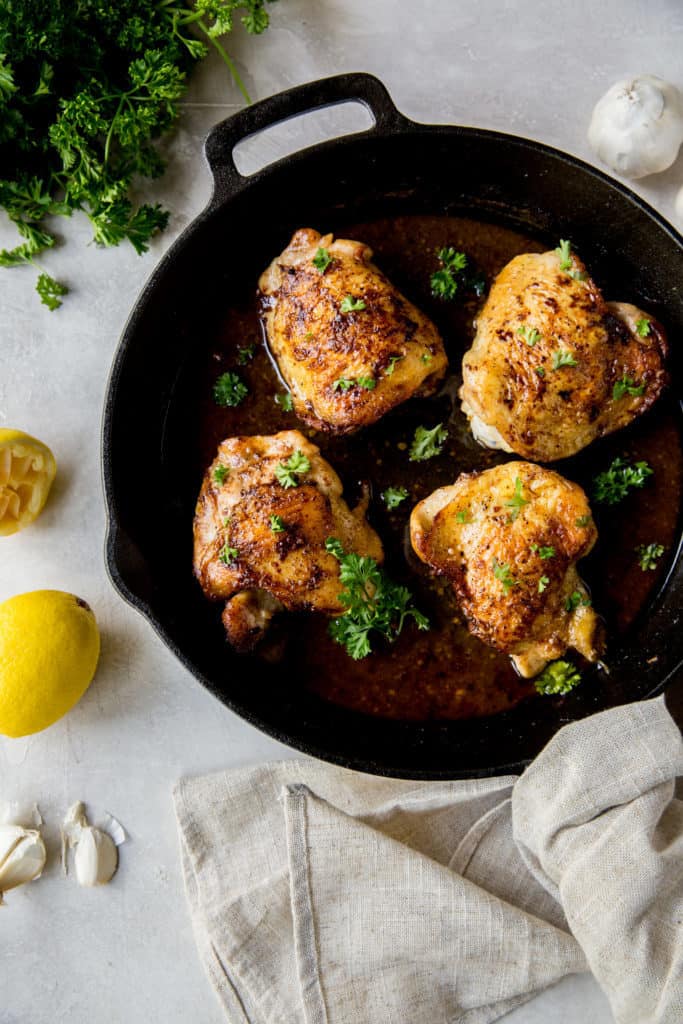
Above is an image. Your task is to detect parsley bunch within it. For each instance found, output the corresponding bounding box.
[325,538,429,660]
[0,0,276,308]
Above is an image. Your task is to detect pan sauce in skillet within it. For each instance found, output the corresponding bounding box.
[195,215,683,721]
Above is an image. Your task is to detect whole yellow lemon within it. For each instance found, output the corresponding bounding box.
[0,591,100,737]
[0,428,57,536]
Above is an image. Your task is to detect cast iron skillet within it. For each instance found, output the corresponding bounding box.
[102,72,683,779]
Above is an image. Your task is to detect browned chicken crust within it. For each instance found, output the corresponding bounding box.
[460,250,668,461]
[258,228,448,433]
[410,461,603,677]
[193,430,383,650]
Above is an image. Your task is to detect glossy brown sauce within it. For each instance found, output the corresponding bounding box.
[196,215,683,720]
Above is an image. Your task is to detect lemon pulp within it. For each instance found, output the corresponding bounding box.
[0,429,57,536]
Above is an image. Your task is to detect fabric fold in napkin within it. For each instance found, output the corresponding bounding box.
[174,697,683,1024]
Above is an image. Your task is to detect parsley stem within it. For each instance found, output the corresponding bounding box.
[197,20,251,104]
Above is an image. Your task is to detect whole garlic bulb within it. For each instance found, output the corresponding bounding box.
[0,824,46,904]
[588,75,683,179]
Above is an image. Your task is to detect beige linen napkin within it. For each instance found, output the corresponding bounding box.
[174,697,683,1024]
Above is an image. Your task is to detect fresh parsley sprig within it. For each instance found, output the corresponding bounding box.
[612,376,645,400]
[636,542,664,571]
[594,457,653,505]
[0,1,276,307]
[275,450,310,488]
[325,538,429,659]
[409,423,448,462]
[213,371,248,407]
[381,486,409,510]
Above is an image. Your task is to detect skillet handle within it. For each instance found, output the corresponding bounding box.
[204,72,410,199]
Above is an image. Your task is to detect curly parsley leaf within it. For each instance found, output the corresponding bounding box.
[213,464,229,485]
[409,423,448,462]
[325,537,429,659]
[554,239,586,281]
[430,246,467,300]
[275,450,310,488]
[492,557,518,594]
[517,325,541,347]
[213,371,248,407]
[505,476,529,522]
[635,318,651,338]
[382,486,408,510]
[564,590,591,612]
[312,247,332,273]
[340,294,366,313]
[636,542,664,571]
[552,349,578,369]
[275,391,294,412]
[613,376,645,400]
[269,514,285,533]
[219,543,239,565]
[534,659,582,695]
[538,575,550,593]
[36,272,68,310]
[236,343,256,365]
[594,457,653,505]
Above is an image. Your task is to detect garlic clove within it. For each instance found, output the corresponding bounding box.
[74,826,118,887]
[588,75,683,179]
[0,825,46,904]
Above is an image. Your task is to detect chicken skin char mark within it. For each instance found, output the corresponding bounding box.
[410,460,603,678]
[460,248,668,461]
[258,228,448,434]
[193,430,383,650]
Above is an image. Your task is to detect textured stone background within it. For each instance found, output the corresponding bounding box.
[2,2,682,1020]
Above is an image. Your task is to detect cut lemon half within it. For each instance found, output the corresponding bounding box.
[0,429,57,536]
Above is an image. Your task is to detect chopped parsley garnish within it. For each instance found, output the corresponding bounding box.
[269,514,285,533]
[219,544,239,566]
[325,537,429,659]
[275,450,311,488]
[517,325,541,347]
[213,371,248,408]
[538,575,550,593]
[312,247,332,273]
[236,343,256,365]
[531,543,556,559]
[564,590,591,612]
[275,391,294,412]
[636,542,665,571]
[384,355,403,376]
[535,367,546,377]
[594,457,653,505]
[554,239,586,281]
[333,375,375,392]
[635,318,651,338]
[36,273,68,310]
[505,476,529,522]
[421,352,433,364]
[552,349,578,369]
[613,376,645,400]
[382,486,409,510]
[340,294,366,313]
[534,660,582,696]
[492,557,518,594]
[555,239,573,272]
[455,508,471,524]
[409,423,448,462]
[575,515,592,528]
[213,464,229,485]
[430,246,468,300]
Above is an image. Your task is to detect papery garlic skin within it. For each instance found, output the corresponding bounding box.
[588,75,683,179]
[74,826,118,887]
[0,824,46,904]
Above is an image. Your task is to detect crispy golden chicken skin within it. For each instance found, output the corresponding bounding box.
[258,228,447,433]
[410,460,602,677]
[193,430,383,650]
[460,248,668,461]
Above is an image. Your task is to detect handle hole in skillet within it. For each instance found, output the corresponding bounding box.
[232,100,375,176]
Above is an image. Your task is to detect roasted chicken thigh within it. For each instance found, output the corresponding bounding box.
[193,430,383,649]
[258,228,447,433]
[410,460,602,677]
[460,246,668,461]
